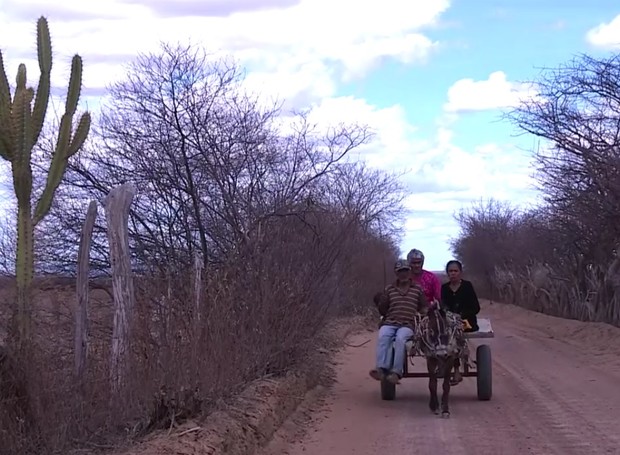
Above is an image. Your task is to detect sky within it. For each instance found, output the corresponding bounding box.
[1,0,620,270]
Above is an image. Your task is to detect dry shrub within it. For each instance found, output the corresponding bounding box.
[452,198,620,326]
[0,208,396,454]
[0,41,406,453]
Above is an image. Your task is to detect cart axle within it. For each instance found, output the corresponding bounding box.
[402,372,479,379]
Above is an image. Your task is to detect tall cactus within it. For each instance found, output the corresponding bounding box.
[0,16,91,345]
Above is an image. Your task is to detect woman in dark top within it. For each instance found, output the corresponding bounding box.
[441,260,480,332]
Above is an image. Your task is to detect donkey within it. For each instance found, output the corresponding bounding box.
[416,307,465,418]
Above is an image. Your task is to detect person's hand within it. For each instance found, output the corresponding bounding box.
[373,291,388,307]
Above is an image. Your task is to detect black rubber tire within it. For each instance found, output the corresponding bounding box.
[380,377,396,400]
[380,346,397,400]
[476,344,492,401]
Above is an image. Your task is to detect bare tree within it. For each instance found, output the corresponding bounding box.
[318,160,407,237]
[0,211,15,276]
[505,53,620,262]
[42,43,371,275]
[451,197,620,325]
[450,199,523,291]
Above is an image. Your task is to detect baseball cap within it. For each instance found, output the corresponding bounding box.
[394,259,411,271]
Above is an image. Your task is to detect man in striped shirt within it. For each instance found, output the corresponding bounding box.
[370,259,429,384]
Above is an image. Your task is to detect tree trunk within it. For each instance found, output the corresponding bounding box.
[104,184,136,391]
[74,200,97,378]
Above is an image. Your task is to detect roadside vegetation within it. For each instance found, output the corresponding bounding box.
[0,19,405,454]
[452,54,620,327]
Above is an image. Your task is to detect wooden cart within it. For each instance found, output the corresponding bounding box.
[380,317,494,401]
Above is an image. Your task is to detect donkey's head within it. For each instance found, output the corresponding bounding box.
[420,308,460,360]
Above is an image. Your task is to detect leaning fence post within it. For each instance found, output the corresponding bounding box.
[74,200,98,378]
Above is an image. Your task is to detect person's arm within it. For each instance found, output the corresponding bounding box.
[375,288,390,316]
[417,285,429,315]
[440,283,453,311]
[462,281,481,317]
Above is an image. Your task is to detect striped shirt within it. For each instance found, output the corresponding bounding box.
[380,280,428,330]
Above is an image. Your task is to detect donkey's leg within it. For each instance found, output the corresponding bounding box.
[427,357,439,414]
[441,357,455,418]
[450,358,462,385]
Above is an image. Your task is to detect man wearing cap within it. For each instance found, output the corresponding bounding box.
[370,259,428,384]
[407,248,441,309]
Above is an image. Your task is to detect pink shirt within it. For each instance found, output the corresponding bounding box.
[411,270,441,307]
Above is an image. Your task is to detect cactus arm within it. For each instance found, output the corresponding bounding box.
[64,55,82,116]
[15,63,27,90]
[0,52,11,116]
[31,16,52,147]
[0,51,13,161]
[32,112,70,226]
[33,55,90,226]
[10,67,34,205]
[68,112,91,156]
[32,111,90,226]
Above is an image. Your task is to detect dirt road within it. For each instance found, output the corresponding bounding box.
[261,301,620,455]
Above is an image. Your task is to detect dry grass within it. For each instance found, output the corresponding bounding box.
[0,229,392,454]
[451,200,620,327]
[0,38,407,455]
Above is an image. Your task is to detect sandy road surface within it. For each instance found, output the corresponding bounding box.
[261,301,620,455]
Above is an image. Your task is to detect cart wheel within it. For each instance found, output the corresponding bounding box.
[476,344,492,401]
[381,346,397,401]
[381,377,396,400]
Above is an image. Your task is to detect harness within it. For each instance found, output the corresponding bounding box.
[415,310,465,359]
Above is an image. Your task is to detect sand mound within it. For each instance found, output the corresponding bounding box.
[110,316,369,455]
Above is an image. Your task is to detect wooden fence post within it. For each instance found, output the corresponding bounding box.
[104,183,136,391]
[74,200,98,378]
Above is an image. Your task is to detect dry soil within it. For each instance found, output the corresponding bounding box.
[258,300,620,455]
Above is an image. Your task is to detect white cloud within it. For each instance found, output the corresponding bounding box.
[443,71,537,113]
[398,137,538,268]
[301,95,537,199]
[300,94,538,269]
[243,57,336,108]
[303,96,427,170]
[549,20,567,31]
[586,14,620,49]
[0,0,449,187]
[299,96,480,198]
[0,0,449,104]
